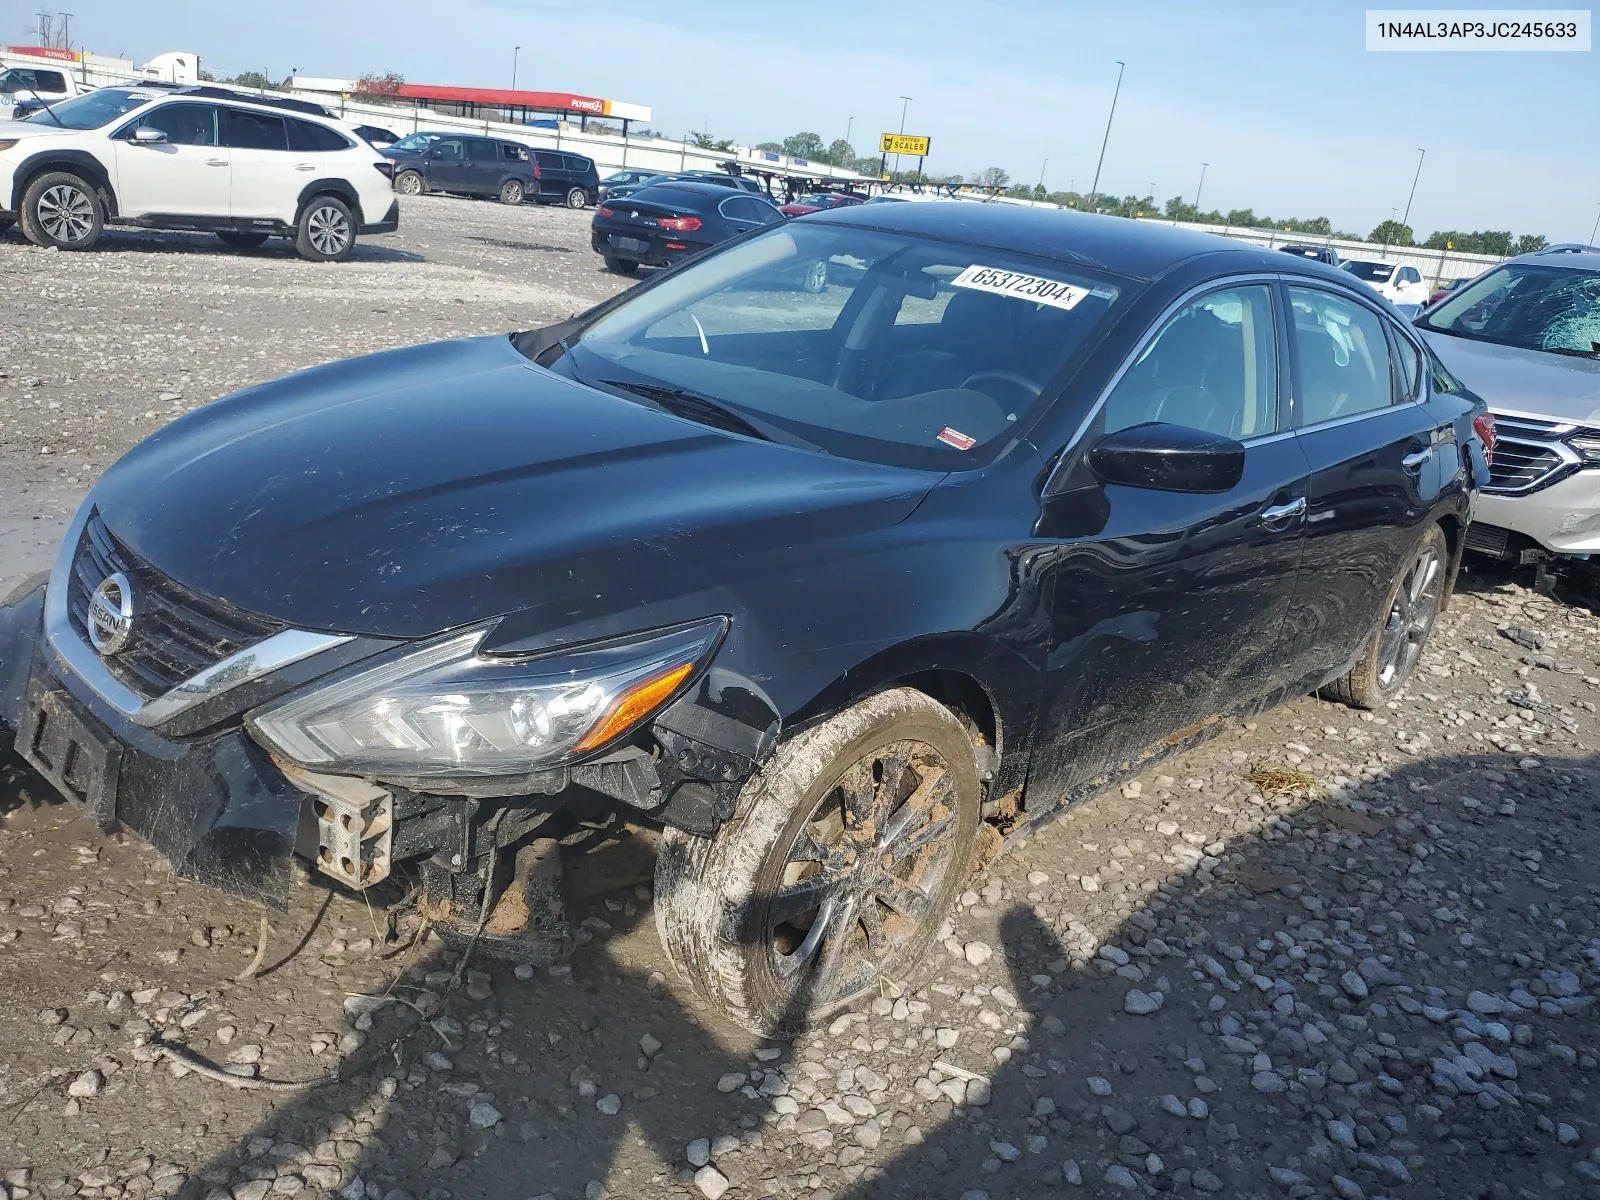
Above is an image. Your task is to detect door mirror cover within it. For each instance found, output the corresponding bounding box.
[132,126,167,144]
[1087,422,1246,494]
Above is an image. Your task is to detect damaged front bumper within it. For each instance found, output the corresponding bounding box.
[0,519,779,916]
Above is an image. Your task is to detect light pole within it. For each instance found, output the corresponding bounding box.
[1087,60,1125,211]
[1037,158,1048,190]
[893,96,911,177]
[511,46,521,91]
[1589,203,1599,245]
[845,116,854,148]
[1194,163,1208,210]
[1401,147,1425,231]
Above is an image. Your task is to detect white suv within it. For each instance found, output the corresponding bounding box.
[0,83,398,261]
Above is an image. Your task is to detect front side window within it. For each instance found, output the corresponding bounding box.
[24,87,156,128]
[1103,285,1278,440]
[1418,263,1600,358]
[0,69,34,94]
[432,139,464,160]
[225,108,287,151]
[544,223,1127,469]
[127,102,218,147]
[35,70,66,92]
[1287,287,1395,425]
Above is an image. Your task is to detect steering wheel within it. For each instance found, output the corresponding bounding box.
[961,369,1042,403]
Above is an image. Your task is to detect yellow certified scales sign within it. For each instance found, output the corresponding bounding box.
[879,133,931,156]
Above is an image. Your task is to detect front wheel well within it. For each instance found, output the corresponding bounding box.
[13,158,117,218]
[894,669,999,773]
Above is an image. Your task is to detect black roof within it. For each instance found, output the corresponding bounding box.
[625,181,751,206]
[814,202,1288,282]
[110,80,334,118]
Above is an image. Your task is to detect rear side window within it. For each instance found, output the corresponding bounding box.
[568,154,594,173]
[1390,326,1422,402]
[467,138,498,161]
[35,70,66,92]
[500,142,528,161]
[224,108,287,151]
[131,102,218,147]
[1104,285,1278,440]
[286,118,351,152]
[1288,287,1396,426]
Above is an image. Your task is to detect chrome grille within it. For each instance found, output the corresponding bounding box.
[1484,412,1582,496]
[66,513,286,698]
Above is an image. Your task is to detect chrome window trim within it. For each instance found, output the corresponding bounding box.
[1044,273,1289,492]
[43,501,351,729]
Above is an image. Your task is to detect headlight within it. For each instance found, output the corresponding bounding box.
[247,617,726,780]
[1567,435,1600,463]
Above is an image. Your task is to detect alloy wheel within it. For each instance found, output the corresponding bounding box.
[567,187,587,209]
[396,173,421,196]
[1376,542,1442,687]
[38,184,94,243]
[766,739,959,1006]
[306,205,351,256]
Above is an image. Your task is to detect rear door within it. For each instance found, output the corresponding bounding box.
[1029,281,1312,803]
[222,106,295,221]
[1275,282,1452,690]
[465,138,500,195]
[110,102,229,218]
[532,151,567,199]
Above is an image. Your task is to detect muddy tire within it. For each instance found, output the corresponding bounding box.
[394,170,424,197]
[655,688,981,1036]
[19,171,102,250]
[1323,524,1448,709]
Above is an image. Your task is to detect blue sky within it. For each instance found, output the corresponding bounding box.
[11,0,1599,241]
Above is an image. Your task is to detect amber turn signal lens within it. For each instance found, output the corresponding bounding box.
[573,662,695,753]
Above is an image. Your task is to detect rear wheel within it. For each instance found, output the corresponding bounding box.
[294,195,356,262]
[603,256,638,275]
[20,172,102,250]
[566,186,589,209]
[1324,524,1448,708]
[217,231,269,249]
[394,170,424,197]
[655,688,981,1036]
[499,179,525,205]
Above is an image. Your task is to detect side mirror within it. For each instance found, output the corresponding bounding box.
[1087,421,1245,494]
[428,147,444,158]
[132,126,167,144]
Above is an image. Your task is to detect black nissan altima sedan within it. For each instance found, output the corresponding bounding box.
[0,202,1492,1034]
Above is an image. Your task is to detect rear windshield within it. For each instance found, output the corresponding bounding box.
[1342,261,1395,283]
[1419,263,1600,357]
[541,222,1127,470]
[24,87,157,128]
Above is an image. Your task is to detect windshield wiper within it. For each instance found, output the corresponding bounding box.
[1542,344,1600,359]
[597,379,821,452]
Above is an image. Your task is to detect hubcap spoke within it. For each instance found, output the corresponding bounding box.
[874,874,932,921]
[881,766,948,847]
[857,898,889,957]
[809,895,856,1000]
[888,809,956,861]
[769,872,836,928]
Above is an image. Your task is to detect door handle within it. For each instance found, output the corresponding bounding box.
[1259,497,1307,529]
[295,163,315,171]
[1401,447,1432,471]
[205,159,227,167]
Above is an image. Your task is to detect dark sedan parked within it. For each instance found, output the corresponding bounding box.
[387,134,539,204]
[0,204,1489,1038]
[591,180,784,273]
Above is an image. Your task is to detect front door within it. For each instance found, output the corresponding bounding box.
[1029,282,1311,808]
[222,106,295,221]
[1276,284,1453,690]
[425,139,471,193]
[111,102,229,219]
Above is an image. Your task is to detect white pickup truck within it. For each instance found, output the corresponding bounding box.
[0,61,84,120]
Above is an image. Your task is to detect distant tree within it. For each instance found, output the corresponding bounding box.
[754,141,783,153]
[687,131,734,151]
[1005,184,1034,200]
[823,139,858,170]
[356,71,405,95]
[1369,219,1414,247]
[1515,233,1548,254]
[974,166,1009,188]
[1472,230,1514,256]
[197,67,216,82]
[1225,207,1259,228]
[230,70,273,90]
[781,132,827,160]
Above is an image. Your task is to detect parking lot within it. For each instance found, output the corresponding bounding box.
[2,195,1599,1200]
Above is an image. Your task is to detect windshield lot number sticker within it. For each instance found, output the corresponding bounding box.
[937,427,977,450]
[951,265,1090,311]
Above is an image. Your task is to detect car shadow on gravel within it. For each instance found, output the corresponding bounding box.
[21,743,1597,1200]
[0,230,425,264]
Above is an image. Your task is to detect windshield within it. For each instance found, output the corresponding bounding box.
[389,132,442,152]
[24,87,157,129]
[1341,261,1395,283]
[1419,263,1600,356]
[540,222,1126,470]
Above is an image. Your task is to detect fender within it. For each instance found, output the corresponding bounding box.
[294,177,360,221]
[9,148,119,216]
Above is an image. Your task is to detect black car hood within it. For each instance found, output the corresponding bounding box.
[91,337,936,638]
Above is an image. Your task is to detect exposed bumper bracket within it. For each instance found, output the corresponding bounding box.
[282,763,393,889]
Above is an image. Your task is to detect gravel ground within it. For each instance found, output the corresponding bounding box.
[2,195,1598,1200]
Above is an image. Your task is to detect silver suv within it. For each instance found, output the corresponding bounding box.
[1415,245,1600,570]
